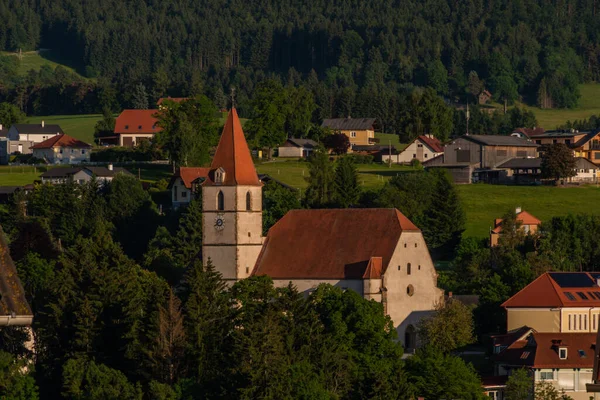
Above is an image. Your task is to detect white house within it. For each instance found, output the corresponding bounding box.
[168,167,211,208]
[278,138,318,158]
[8,122,63,143]
[30,134,92,164]
[382,135,444,164]
[40,165,132,185]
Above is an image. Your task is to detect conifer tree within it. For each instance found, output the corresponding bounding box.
[334,156,360,208]
[304,147,335,208]
[131,83,149,109]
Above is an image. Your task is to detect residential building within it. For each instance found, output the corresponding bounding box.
[321,117,377,146]
[497,157,599,184]
[40,165,132,185]
[7,121,63,143]
[502,272,600,333]
[30,133,92,164]
[201,108,444,347]
[113,109,161,147]
[278,138,318,158]
[479,89,492,104]
[423,135,539,183]
[169,167,211,208]
[492,329,595,400]
[382,135,443,164]
[490,208,541,247]
[0,225,33,326]
[511,127,545,139]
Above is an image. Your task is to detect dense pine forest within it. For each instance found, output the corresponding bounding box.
[0,0,597,136]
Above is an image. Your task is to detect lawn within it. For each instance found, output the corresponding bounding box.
[0,165,48,186]
[255,159,416,191]
[458,184,600,238]
[24,114,101,144]
[1,50,85,78]
[375,132,407,151]
[519,83,600,129]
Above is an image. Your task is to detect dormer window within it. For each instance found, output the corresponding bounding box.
[215,167,226,184]
[559,347,567,360]
[138,125,142,130]
[125,125,129,130]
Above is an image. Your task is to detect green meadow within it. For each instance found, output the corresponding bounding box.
[1,50,85,78]
[24,114,101,145]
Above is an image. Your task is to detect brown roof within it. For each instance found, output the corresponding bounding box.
[252,208,420,280]
[204,108,260,186]
[175,167,210,189]
[30,133,92,149]
[491,210,541,234]
[0,226,32,318]
[502,272,600,308]
[321,118,376,131]
[157,97,189,105]
[495,331,596,369]
[114,110,161,134]
[513,127,545,138]
[417,135,444,153]
[363,257,383,279]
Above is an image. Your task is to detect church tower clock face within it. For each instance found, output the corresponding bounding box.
[214,214,225,231]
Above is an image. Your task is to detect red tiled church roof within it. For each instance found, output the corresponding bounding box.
[30,133,91,149]
[114,110,161,134]
[204,108,260,186]
[252,208,420,280]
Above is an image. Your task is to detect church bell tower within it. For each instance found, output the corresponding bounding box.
[202,108,263,281]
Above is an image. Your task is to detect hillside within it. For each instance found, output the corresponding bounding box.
[24,114,100,144]
[1,50,85,78]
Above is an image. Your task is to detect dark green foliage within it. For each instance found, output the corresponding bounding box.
[322,132,351,155]
[505,368,532,400]
[0,102,24,126]
[304,147,336,208]
[0,351,39,400]
[405,346,485,400]
[334,156,360,208]
[541,143,577,182]
[93,107,116,143]
[131,83,149,110]
[262,181,301,234]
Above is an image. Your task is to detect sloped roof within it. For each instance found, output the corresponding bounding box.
[0,226,32,320]
[30,133,91,149]
[204,108,260,186]
[363,257,383,279]
[491,210,541,234]
[462,135,539,147]
[497,157,542,169]
[575,157,599,169]
[417,135,444,153]
[114,110,161,134]
[284,138,318,148]
[494,331,595,369]
[502,272,600,308]
[572,131,600,148]
[85,166,133,178]
[40,167,85,178]
[321,118,376,131]
[512,127,545,138]
[13,123,64,135]
[252,208,420,280]
[172,167,211,189]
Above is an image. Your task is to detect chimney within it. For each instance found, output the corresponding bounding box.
[108,163,113,171]
[516,207,522,214]
[41,120,45,128]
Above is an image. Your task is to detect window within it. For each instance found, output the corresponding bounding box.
[414,243,417,248]
[565,139,571,144]
[413,154,416,158]
[246,191,252,211]
[406,285,414,296]
[424,153,428,158]
[217,191,224,211]
[246,267,249,274]
[138,125,142,129]
[407,263,411,275]
[540,371,554,380]
[397,265,401,271]
[59,149,63,154]
[536,140,542,144]
[125,125,129,129]
[404,243,407,248]
[559,348,568,360]
[81,150,85,154]
[351,131,356,138]
[417,144,423,148]
[595,153,600,160]
[181,191,187,198]
[418,265,421,270]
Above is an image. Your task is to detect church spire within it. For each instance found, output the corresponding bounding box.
[206,108,260,186]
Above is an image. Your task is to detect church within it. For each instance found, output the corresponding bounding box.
[201,109,444,348]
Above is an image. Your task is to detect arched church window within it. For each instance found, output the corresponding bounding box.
[246,191,252,211]
[217,191,224,211]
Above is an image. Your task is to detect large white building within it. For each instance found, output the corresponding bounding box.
[201,109,444,347]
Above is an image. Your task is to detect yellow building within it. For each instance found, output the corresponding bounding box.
[321,117,377,146]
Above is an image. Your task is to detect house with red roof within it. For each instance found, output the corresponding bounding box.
[169,167,211,208]
[30,133,92,164]
[200,108,444,349]
[490,207,541,247]
[113,109,162,147]
[382,134,444,164]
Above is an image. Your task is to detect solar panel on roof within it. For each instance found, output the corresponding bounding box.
[577,292,589,300]
[565,292,577,301]
[550,273,595,288]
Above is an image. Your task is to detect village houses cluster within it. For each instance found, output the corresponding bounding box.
[4,100,600,397]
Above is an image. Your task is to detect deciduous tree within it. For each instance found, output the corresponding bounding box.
[541,143,576,183]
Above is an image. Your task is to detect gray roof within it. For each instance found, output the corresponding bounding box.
[462,134,539,147]
[85,166,133,177]
[12,124,64,135]
[575,157,599,169]
[285,138,318,148]
[572,131,599,148]
[0,186,21,195]
[321,118,376,131]
[497,157,542,169]
[41,167,83,178]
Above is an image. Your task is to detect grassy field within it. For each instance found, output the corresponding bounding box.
[375,132,407,151]
[256,159,415,190]
[458,184,600,237]
[520,83,600,129]
[24,114,100,144]
[0,165,48,185]
[1,50,85,78]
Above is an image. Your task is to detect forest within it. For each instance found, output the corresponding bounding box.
[0,0,595,136]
